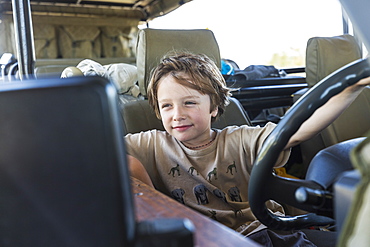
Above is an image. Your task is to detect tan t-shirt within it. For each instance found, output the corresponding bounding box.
[125,122,290,235]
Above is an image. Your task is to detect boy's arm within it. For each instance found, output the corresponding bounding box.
[284,77,370,150]
[127,155,154,188]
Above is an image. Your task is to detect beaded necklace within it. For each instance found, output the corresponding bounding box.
[182,131,216,150]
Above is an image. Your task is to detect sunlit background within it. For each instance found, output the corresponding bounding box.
[141,0,343,69]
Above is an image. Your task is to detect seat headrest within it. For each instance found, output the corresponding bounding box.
[136,28,221,96]
[305,34,362,87]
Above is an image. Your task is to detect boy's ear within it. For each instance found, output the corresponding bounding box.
[211,107,218,117]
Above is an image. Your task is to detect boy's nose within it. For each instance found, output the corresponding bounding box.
[173,106,186,121]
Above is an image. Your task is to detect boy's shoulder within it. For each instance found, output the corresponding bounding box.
[126,129,176,142]
[215,123,274,132]
[215,122,276,138]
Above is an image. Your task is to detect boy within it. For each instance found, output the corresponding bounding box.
[125,52,370,245]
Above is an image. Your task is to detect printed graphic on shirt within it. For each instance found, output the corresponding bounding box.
[190,184,246,220]
[167,161,246,221]
[207,167,217,181]
[168,164,180,177]
[194,184,209,205]
[187,166,199,176]
[213,188,244,218]
[171,188,185,204]
[233,208,244,217]
[226,161,237,175]
[228,186,242,202]
[208,210,217,220]
[213,189,228,203]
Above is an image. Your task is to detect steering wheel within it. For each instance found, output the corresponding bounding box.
[248,58,370,230]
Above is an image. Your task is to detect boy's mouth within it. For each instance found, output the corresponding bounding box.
[172,125,192,131]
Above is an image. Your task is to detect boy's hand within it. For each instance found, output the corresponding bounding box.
[341,76,370,95]
[356,76,370,86]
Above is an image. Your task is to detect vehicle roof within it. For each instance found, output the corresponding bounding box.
[0,0,193,22]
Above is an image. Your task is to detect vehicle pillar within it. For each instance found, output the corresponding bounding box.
[12,0,35,80]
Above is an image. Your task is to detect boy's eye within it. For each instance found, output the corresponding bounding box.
[185,101,196,105]
[161,103,172,109]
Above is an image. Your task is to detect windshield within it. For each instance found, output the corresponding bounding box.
[144,0,343,69]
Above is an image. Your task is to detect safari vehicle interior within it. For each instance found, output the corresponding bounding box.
[1,0,370,246]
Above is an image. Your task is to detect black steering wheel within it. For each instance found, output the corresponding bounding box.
[248,58,370,230]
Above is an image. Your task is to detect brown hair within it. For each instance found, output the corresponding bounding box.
[147,52,231,122]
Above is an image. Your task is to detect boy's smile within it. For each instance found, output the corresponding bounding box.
[172,125,193,131]
[157,74,218,149]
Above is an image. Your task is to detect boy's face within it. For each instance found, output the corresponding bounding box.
[157,74,218,148]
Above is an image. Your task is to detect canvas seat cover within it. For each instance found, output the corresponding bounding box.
[58,25,101,58]
[33,24,58,59]
[100,26,132,58]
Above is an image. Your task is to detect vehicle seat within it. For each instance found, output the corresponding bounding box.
[297,34,370,169]
[120,28,251,134]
